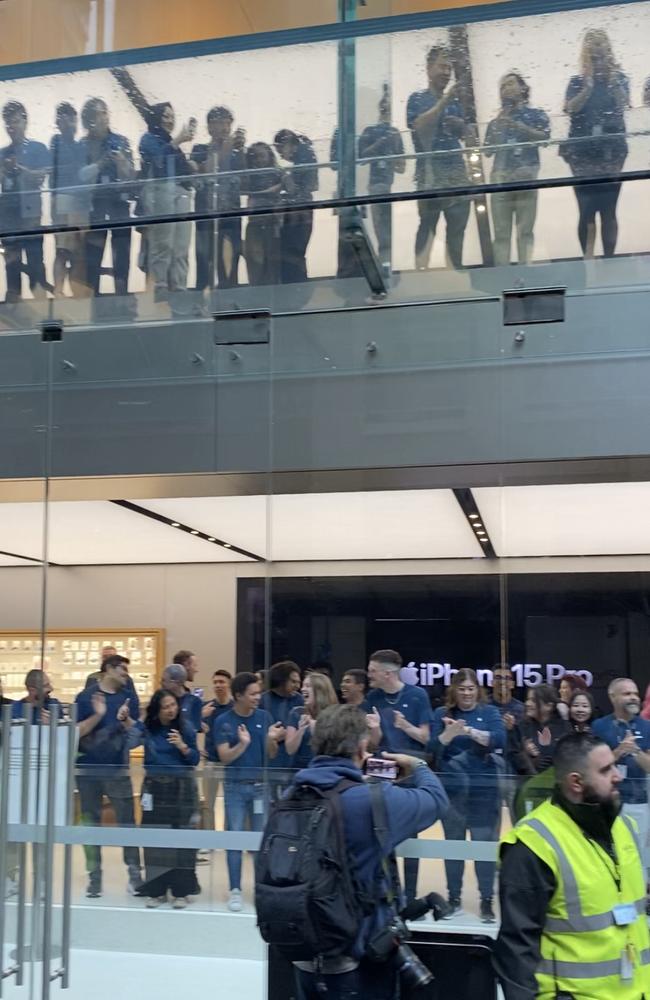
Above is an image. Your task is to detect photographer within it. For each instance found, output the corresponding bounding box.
[285,704,448,999]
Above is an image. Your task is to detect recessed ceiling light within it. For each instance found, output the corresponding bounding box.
[171,522,180,527]
[480,537,489,543]
[469,514,478,519]
[208,537,216,542]
[476,204,486,213]
[190,529,199,535]
[474,522,483,528]
[223,543,232,548]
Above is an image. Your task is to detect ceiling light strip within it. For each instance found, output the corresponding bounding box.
[110,500,264,561]
[452,488,497,559]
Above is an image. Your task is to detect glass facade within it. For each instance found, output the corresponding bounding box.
[0,1,649,997]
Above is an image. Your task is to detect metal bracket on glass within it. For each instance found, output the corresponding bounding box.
[340,208,388,298]
[213,310,271,345]
[40,321,64,344]
[503,287,566,326]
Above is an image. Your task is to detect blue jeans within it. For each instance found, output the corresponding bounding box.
[224,781,265,890]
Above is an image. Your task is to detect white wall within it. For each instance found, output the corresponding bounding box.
[0,3,649,290]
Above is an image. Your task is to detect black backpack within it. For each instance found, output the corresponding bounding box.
[255,779,376,962]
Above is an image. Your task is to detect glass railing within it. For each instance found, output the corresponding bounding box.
[0,0,648,337]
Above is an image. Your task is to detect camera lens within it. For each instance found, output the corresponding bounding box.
[395,944,434,990]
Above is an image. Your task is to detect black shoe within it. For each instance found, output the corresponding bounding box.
[480,898,496,924]
[86,878,102,899]
[441,897,462,919]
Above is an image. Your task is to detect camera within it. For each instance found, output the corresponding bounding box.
[366,916,434,991]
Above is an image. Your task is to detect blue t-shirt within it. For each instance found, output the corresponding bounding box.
[213,707,273,782]
[11,696,61,723]
[430,704,506,776]
[491,697,525,724]
[406,89,466,187]
[142,722,199,773]
[79,130,133,212]
[179,690,202,734]
[204,699,234,761]
[0,139,50,221]
[283,138,318,203]
[191,142,245,212]
[358,122,404,188]
[365,685,432,754]
[484,106,550,180]
[564,72,629,167]
[287,704,315,769]
[592,713,650,803]
[49,134,86,193]
[260,690,304,769]
[75,686,139,773]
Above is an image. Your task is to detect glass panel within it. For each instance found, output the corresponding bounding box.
[0,334,50,995]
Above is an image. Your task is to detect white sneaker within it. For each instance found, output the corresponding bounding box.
[227,889,242,912]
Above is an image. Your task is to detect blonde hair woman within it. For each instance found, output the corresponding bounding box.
[562,29,629,258]
[285,672,339,768]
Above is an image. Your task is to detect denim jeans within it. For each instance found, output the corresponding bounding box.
[441,793,500,901]
[223,780,265,890]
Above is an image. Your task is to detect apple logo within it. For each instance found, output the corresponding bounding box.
[400,662,420,686]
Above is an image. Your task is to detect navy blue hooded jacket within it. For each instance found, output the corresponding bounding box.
[291,756,449,957]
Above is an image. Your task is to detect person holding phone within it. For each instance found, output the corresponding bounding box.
[406,45,469,270]
[0,100,50,301]
[136,689,200,909]
[562,29,629,258]
[139,102,197,306]
[431,668,505,923]
[74,655,142,899]
[484,73,550,265]
[190,106,246,293]
[78,97,135,305]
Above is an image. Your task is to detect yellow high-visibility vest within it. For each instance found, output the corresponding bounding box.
[501,799,650,1000]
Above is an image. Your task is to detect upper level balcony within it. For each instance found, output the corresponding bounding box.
[0,0,649,485]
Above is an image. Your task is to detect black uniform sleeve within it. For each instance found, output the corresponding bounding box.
[493,840,556,1000]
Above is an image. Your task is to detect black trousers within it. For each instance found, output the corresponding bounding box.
[85,203,132,295]
[279,208,313,283]
[195,216,242,290]
[573,180,622,257]
[139,775,199,899]
[3,223,46,299]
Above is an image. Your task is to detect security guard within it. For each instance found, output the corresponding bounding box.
[494,732,650,1000]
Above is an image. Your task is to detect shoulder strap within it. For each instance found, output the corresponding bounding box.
[368,781,400,907]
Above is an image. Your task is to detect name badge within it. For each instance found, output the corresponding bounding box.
[141,792,154,812]
[613,903,637,926]
[253,798,265,816]
[620,947,634,981]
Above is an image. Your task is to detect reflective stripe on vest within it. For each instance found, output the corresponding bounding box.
[620,813,643,859]
[521,817,646,934]
[538,949,650,980]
